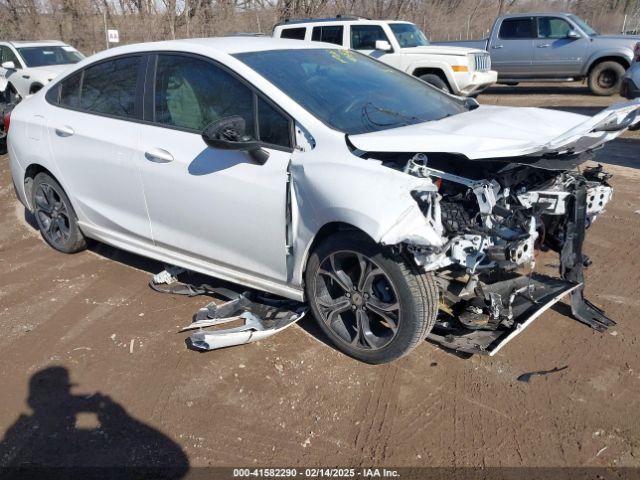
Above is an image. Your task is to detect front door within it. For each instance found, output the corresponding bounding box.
[350,24,403,69]
[137,53,293,283]
[533,16,587,77]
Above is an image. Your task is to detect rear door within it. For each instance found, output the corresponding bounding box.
[46,55,152,241]
[136,53,293,283]
[490,17,535,77]
[533,16,587,76]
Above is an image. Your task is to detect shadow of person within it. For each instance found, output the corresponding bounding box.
[0,367,189,477]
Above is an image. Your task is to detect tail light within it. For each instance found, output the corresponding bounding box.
[3,111,10,133]
[634,42,640,62]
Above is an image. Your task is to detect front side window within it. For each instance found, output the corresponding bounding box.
[499,18,535,39]
[538,17,573,38]
[280,28,307,40]
[154,54,254,133]
[235,49,465,135]
[81,56,140,118]
[312,26,344,45]
[351,25,389,50]
[389,23,429,48]
[17,46,83,68]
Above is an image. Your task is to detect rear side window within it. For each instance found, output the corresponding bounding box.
[499,18,535,39]
[280,27,306,40]
[311,26,344,45]
[59,71,82,108]
[351,25,389,50]
[80,56,141,118]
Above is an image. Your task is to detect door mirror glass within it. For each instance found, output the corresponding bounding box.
[1,61,16,69]
[567,29,581,39]
[375,40,392,52]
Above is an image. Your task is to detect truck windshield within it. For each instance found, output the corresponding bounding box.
[235,49,465,135]
[17,46,84,68]
[389,23,430,47]
[568,15,598,36]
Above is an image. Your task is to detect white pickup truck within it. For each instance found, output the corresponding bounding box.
[272,16,498,96]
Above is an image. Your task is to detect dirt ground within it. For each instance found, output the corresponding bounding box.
[0,83,639,474]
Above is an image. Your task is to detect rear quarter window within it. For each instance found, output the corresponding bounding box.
[280,27,307,40]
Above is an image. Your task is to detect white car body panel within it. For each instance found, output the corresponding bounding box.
[7,37,638,304]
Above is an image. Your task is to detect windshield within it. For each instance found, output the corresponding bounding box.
[235,49,465,135]
[17,46,84,68]
[568,15,598,35]
[389,23,430,47]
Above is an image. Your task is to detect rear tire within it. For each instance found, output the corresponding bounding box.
[588,61,625,96]
[419,74,451,93]
[305,231,438,364]
[31,172,87,253]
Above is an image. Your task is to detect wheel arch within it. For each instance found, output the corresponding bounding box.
[585,54,630,76]
[23,163,57,211]
[29,82,44,95]
[412,67,452,91]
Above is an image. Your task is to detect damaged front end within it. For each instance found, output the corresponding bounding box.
[373,151,615,355]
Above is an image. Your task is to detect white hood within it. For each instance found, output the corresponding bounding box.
[348,101,640,160]
[401,45,483,56]
[31,64,74,80]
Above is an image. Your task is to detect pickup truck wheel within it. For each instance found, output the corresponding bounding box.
[305,231,438,364]
[32,173,87,253]
[419,74,450,93]
[588,61,625,96]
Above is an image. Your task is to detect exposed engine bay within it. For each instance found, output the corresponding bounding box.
[375,151,615,355]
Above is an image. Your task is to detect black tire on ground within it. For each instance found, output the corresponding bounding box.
[305,231,439,364]
[419,73,451,93]
[500,82,519,86]
[31,172,87,253]
[588,61,626,96]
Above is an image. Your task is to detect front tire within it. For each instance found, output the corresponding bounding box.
[419,74,451,93]
[305,232,438,364]
[588,61,625,96]
[32,172,87,253]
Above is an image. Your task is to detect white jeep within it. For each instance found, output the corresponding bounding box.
[0,40,84,104]
[272,16,497,96]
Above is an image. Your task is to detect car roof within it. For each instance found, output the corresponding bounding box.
[499,12,572,19]
[3,40,69,48]
[91,37,345,59]
[275,18,413,28]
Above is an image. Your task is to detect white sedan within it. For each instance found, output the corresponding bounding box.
[7,37,637,363]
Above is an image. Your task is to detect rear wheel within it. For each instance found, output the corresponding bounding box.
[588,61,625,96]
[419,74,451,93]
[32,172,87,253]
[305,232,438,364]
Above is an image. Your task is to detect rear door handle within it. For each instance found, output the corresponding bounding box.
[54,125,75,137]
[537,43,551,48]
[145,148,174,163]
[492,45,504,49]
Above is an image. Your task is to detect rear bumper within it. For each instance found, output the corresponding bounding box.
[454,69,498,96]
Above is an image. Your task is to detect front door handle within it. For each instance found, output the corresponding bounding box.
[145,148,174,163]
[537,43,551,48]
[492,44,504,49]
[54,125,75,137]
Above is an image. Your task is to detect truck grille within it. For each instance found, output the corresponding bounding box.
[472,52,491,72]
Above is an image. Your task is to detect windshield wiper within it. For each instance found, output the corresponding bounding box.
[361,102,427,129]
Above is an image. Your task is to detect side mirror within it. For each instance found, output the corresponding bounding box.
[375,40,392,52]
[1,61,16,70]
[201,116,269,164]
[567,30,581,39]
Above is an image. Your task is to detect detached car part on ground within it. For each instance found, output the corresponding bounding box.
[7,39,637,364]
